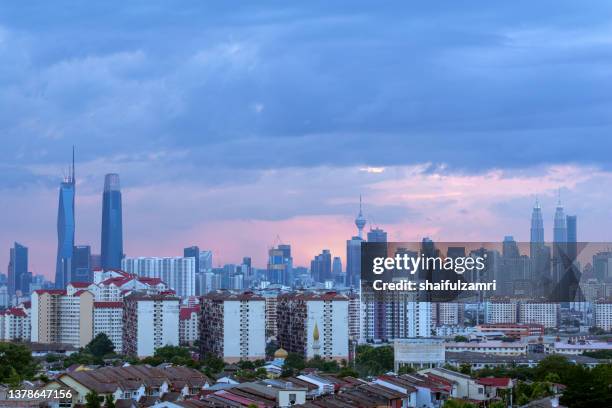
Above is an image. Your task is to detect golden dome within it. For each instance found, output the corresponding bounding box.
[313,322,320,341]
[274,348,288,359]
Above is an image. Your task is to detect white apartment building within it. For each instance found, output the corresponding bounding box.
[122,257,195,297]
[123,293,180,358]
[179,306,199,345]
[594,301,612,331]
[0,303,30,341]
[485,300,518,324]
[93,301,124,353]
[518,302,559,329]
[277,292,349,361]
[200,291,266,362]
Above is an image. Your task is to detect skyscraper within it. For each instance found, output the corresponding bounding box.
[8,242,29,295]
[310,249,332,283]
[101,173,124,269]
[72,245,92,283]
[267,244,293,286]
[184,246,200,275]
[566,215,577,262]
[552,193,567,284]
[367,227,387,243]
[530,199,550,291]
[55,149,75,289]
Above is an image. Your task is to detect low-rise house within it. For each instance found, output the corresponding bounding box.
[420,367,488,402]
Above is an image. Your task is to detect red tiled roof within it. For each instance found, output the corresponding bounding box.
[69,282,92,288]
[179,307,199,320]
[101,277,133,287]
[94,301,123,308]
[34,289,67,295]
[21,301,31,308]
[73,290,92,296]
[6,307,27,317]
[476,377,512,387]
[137,277,163,285]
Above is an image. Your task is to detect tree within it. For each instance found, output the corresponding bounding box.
[454,335,469,342]
[443,400,475,408]
[459,363,471,375]
[85,391,102,408]
[338,366,359,378]
[355,345,394,376]
[559,364,612,408]
[86,333,115,357]
[0,343,37,384]
[284,353,306,371]
[104,394,115,408]
[397,365,415,375]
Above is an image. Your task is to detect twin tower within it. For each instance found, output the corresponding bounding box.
[54,150,123,288]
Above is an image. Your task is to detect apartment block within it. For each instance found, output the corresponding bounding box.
[594,301,612,331]
[123,293,180,358]
[31,289,94,348]
[94,301,124,353]
[518,301,559,329]
[179,306,199,345]
[0,303,30,341]
[200,291,266,362]
[485,300,518,324]
[277,291,349,361]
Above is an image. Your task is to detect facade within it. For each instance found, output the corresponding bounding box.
[30,288,94,348]
[267,245,293,286]
[55,159,76,289]
[434,303,464,326]
[0,304,30,341]
[72,245,92,284]
[277,291,349,361]
[200,291,266,362]
[8,242,29,296]
[122,257,195,297]
[476,323,544,338]
[101,173,124,270]
[594,301,612,331]
[518,301,559,328]
[94,301,124,353]
[445,341,528,356]
[123,293,180,358]
[310,249,332,283]
[485,300,518,324]
[179,306,199,345]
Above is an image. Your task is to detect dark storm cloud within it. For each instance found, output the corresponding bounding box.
[1,0,612,189]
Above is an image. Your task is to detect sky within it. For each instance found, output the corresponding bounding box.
[2,1,612,279]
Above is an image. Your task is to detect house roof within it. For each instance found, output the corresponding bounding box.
[179,307,200,320]
[476,377,512,387]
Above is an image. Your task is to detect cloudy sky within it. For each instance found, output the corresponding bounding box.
[2,1,612,278]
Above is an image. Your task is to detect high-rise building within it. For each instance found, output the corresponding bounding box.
[123,293,180,358]
[277,291,349,361]
[199,250,213,271]
[267,244,293,286]
[31,288,94,348]
[101,173,123,270]
[566,215,577,262]
[8,242,29,296]
[332,257,342,275]
[518,301,559,329]
[122,257,195,297]
[184,246,200,275]
[200,291,266,362]
[367,227,387,243]
[552,194,567,284]
[311,250,332,283]
[179,306,200,345]
[55,149,76,289]
[93,301,123,353]
[530,199,550,291]
[72,245,92,283]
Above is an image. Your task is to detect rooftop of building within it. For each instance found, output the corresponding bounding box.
[202,290,265,301]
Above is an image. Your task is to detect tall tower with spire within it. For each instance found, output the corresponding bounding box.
[54,147,76,288]
[101,173,124,269]
[530,197,544,244]
[354,195,367,239]
[346,196,367,288]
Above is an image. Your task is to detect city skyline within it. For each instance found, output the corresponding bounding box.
[3,1,612,277]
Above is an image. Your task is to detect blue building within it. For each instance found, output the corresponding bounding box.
[72,245,92,283]
[8,242,29,295]
[54,151,75,289]
[101,173,124,269]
